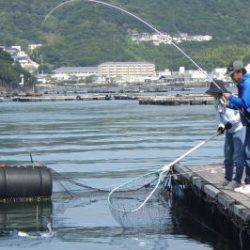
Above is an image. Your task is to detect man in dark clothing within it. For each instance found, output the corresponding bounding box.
[223,61,250,184]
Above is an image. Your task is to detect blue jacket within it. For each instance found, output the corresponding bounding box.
[228,73,250,126]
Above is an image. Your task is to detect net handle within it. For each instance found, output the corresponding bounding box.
[108,132,219,213]
[132,132,219,212]
[162,132,219,172]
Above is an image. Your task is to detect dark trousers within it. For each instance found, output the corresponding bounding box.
[245,127,250,184]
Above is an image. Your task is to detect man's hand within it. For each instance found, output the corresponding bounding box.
[219,96,228,107]
[223,93,231,100]
[225,122,232,130]
[217,126,225,135]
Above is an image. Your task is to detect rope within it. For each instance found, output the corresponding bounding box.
[52,170,110,192]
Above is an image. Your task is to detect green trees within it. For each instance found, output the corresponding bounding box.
[1,0,250,70]
[0,49,34,89]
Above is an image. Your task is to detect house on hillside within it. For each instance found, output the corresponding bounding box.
[4,46,39,73]
[28,44,43,51]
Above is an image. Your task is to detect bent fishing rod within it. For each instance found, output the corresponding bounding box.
[43,0,222,91]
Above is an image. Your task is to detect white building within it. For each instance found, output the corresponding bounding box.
[187,70,207,80]
[131,32,212,46]
[192,35,213,42]
[98,62,156,82]
[131,33,172,46]
[158,68,172,77]
[4,46,40,73]
[52,67,98,81]
[179,67,186,75]
[11,46,22,51]
[245,63,250,73]
[28,44,43,51]
[212,68,227,81]
[36,74,47,84]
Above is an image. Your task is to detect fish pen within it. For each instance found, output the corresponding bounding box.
[139,94,214,106]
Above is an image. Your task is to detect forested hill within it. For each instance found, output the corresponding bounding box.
[1,0,250,70]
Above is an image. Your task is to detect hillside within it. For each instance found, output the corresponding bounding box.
[1,0,250,70]
[0,49,34,89]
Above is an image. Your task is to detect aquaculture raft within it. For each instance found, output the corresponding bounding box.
[172,164,250,247]
[139,94,214,106]
[12,94,111,102]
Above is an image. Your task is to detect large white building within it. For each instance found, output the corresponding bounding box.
[98,62,156,82]
[52,67,98,81]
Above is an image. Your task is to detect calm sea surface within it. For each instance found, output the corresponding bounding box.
[0,100,236,250]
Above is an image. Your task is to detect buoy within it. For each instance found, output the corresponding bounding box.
[0,165,52,201]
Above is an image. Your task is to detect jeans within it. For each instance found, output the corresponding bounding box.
[245,127,250,184]
[224,127,246,183]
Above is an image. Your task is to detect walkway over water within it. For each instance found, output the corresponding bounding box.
[173,164,250,248]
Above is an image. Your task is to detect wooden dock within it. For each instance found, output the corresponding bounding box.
[139,94,214,106]
[172,164,250,247]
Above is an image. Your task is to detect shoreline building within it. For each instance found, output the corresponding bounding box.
[52,67,98,81]
[98,62,156,83]
[211,68,228,81]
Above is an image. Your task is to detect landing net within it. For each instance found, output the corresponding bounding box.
[108,171,172,228]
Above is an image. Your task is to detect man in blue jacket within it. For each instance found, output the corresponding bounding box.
[223,61,250,184]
